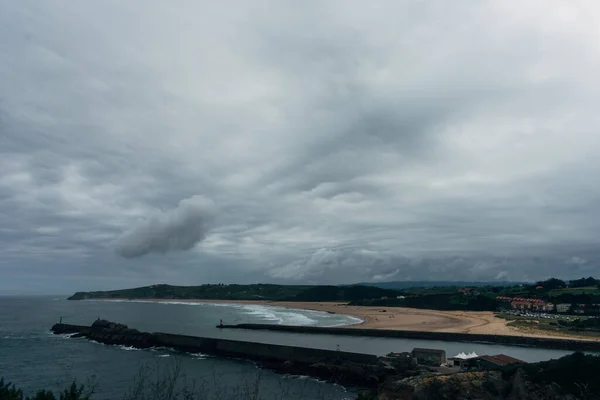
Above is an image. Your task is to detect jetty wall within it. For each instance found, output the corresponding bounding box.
[153,332,378,364]
[51,320,386,388]
[220,324,600,351]
[51,322,378,364]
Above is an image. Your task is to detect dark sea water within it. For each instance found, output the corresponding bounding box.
[0,296,360,400]
[0,296,582,399]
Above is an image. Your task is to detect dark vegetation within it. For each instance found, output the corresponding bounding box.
[5,353,600,400]
[68,283,403,303]
[353,281,523,290]
[505,352,600,399]
[349,293,501,311]
[355,276,600,312]
[69,276,600,314]
[501,277,600,305]
[284,285,401,302]
[0,379,91,400]
[568,277,600,288]
[2,358,336,400]
[557,317,600,331]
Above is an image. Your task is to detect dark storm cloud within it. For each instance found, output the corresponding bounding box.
[114,196,216,258]
[1,0,600,293]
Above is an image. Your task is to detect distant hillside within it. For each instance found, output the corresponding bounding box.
[352,281,527,290]
[68,283,403,302]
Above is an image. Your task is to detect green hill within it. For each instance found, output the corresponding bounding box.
[68,283,403,302]
[353,280,527,290]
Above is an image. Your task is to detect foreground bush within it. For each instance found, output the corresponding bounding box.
[1,357,331,400]
[0,379,90,400]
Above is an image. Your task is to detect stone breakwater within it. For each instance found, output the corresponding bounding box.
[220,323,600,351]
[51,321,600,400]
[51,320,410,388]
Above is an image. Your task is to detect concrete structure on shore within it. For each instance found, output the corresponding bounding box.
[51,321,378,365]
[51,320,387,388]
[220,323,600,351]
[448,352,479,368]
[411,348,446,366]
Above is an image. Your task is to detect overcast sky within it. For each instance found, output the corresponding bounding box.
[2,1,600,294]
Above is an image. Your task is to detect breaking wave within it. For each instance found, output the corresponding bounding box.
[97,299,362,326]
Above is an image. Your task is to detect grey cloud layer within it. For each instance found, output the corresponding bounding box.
[1,0,600,293]
[114,195,216,258]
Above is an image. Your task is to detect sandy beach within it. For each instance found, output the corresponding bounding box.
[112,298,600,341]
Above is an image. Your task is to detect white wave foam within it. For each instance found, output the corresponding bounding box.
[286,374,328,383]
[119,345,140,351]
[157,354,170,358]
[150,346,176,352]
[98,298,361,327]
[57,333,78,339]
[235,304,320,326]
[323,316,364,327]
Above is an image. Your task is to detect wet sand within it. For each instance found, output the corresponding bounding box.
[103,298,600,341]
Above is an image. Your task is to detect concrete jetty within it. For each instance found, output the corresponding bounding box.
[51,320,389,387]
[219,323,600,351]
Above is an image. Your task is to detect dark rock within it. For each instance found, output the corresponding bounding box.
[54,319,158,349]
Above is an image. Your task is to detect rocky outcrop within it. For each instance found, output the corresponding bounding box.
[358,369,584,400]
[52,319,158,348]
[263,359,397,388]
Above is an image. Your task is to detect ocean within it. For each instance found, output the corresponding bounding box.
[0,296,579,399]
[0,296,360,399]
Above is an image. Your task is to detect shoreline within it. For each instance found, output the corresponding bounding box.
[91,298,600,342]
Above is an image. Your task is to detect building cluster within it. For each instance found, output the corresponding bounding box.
[497,296,600,315]
[384,348,527,371]
[384,348,447,368]
[448,352,526,370]
[501,296,555,311]
[497,296,556,312]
